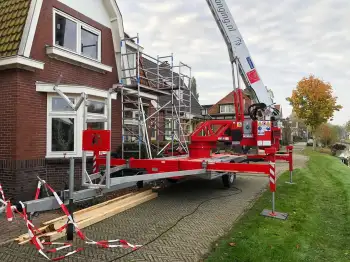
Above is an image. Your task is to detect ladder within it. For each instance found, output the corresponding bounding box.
[120,35,152,160]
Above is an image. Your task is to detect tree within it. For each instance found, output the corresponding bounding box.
[345,120,350,133]
[190,77,199,99]
[315,123,338,147]
[286,74,342,150]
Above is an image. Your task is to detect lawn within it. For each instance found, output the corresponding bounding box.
[204,150,350,262]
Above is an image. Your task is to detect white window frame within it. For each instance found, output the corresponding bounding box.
[125,46,136,76]
[46,94,106,159]
[220,104,235,114]
[53,8,102,62]
[47,95,78,158]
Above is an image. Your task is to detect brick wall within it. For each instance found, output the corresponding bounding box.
[0,0,122,201]
[208,91,252,115]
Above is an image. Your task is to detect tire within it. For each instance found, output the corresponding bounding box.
[166,178,178,184]
[136,181,144,189]
[222,173,236,188]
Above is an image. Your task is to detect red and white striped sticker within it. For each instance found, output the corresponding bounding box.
[269,161,276,192]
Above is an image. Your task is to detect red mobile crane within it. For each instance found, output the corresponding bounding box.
[1,0,292,221]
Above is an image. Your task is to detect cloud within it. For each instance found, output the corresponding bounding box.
[117,0,350,125]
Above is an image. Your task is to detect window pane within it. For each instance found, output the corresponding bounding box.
[81,28,98,59]
[51,118,75,152]
[55,13,77,51]
[88,101,104,114]
[52,97,74,112]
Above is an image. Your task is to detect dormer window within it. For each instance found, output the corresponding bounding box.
[54,9,101,62]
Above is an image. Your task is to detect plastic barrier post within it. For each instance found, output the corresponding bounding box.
[261,148,288,220]
[285,145,295,184]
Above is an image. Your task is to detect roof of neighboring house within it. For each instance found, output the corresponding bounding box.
[0,0,30,58]
[202,104,213,109]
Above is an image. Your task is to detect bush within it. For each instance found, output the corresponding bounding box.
[316,147,332,155]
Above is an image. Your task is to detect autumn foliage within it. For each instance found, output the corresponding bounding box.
[315,123,338,147]
[286,75,342,135]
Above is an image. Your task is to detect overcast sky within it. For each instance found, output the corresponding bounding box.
[118,0,349,125]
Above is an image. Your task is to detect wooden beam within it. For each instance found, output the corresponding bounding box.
[16,189,157,244]
[44,192,157,242]
[41,191,138,226]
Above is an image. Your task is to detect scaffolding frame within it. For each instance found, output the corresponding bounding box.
[118,34,193,160]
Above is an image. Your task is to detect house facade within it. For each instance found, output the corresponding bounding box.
[0,0,201,201]
[202,91,253,120]
[0,0,131,201]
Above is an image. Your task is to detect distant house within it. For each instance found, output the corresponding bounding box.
[202,90,282,120]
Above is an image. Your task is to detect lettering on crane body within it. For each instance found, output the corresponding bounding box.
[213,0,237,32]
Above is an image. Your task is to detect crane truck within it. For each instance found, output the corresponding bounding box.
[2,0,291,224]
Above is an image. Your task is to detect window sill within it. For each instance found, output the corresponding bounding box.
[45,153,94,160]
[46,46,113,73]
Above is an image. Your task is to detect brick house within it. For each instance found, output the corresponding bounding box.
[0,0,140,201]
[202,91,253,119]
[202,90,282,120]
[0,0,203,201]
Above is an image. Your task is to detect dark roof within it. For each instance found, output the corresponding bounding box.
[141,56,202,117]
[0,0,31,58]
[202,104,213,109]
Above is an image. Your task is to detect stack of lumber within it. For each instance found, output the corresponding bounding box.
[15,189,157,244]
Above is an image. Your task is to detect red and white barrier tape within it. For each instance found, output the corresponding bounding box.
[0,179,142,261]
[86,239,142,250]
[0,184,6,202]
[34,181,42,200]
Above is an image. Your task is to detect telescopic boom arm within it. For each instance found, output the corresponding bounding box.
[205,0,275,113]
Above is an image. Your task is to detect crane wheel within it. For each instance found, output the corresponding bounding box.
[222,173,236,188]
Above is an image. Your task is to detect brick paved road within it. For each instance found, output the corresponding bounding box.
[0,151,307,262]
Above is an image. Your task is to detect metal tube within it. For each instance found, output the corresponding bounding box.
[106,91,112,188]
[81,96,87,186]
[69,158,74,199]
[272,192,275,213]
[145,101,171,121]
[171,54,174,156]
[137,34,142,160]
[67,157,75,241]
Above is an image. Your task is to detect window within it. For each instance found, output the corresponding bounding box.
[87,100,106,131]
[47,95,106,158]
[49,97,77,155]
[54,9,101,61]
[220,104,235,114]
[165,118,178,141]
[126,47,136,76]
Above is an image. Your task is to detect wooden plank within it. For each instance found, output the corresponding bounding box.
[41,191,140,226]
[44,192,157,242]
[16,190,153,244]
[50,190,154,231]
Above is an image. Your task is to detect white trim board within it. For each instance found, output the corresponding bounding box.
[0,56,44,70]
[112,84,157,100]
[36,82,118,99]
[18,0,43,57]
[46,46,112,73]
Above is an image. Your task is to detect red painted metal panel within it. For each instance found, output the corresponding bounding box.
[129,159,180,174]
[207,162,270,174]
[82,130,111,151]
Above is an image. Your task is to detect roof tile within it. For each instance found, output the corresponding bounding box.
[0,0,31,58]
